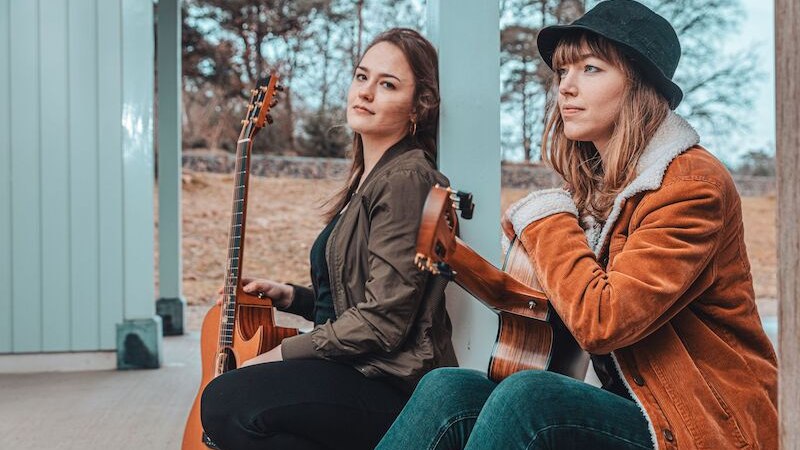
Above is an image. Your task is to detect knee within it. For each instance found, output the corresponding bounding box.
[415,368,488,397]
[404,368,496,419]
[488,370,577,415]
[200,373,239,440]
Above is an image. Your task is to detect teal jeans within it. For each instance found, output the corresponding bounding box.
[376,368,654,450]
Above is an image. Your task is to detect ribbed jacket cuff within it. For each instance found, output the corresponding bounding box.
[282,283,315,321]
[506,188,578,237]
[280,332,319,360]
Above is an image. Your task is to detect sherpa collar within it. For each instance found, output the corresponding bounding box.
[503,112,699,256]
[587,111,700,255]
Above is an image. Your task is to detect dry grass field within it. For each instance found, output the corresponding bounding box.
[163,171,777,330]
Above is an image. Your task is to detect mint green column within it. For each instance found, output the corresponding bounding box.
[427,0,502,371]
[0,0,11,353]
[116,0,162,369]
[155,0,185,336]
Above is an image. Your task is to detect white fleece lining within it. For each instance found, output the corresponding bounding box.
[508,188,578,234]
[501,111,700,450]
[591,112,700,255]
[503,188,578,253]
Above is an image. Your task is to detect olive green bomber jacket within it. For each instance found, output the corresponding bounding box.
[281,138,458,392]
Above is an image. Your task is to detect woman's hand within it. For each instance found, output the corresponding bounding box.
[240,344,283,367]
[501,212,517,242]
[215,278,295,309]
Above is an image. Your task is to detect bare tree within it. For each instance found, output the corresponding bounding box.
[643,0,762,155]
[500,0,760,162]
[500,0,584,161]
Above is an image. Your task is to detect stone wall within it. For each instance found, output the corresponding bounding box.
[183,151,776,197]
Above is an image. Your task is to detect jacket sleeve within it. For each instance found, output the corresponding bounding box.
[281,170,434,360]
[281,284,315,322]
[515,179,725,354]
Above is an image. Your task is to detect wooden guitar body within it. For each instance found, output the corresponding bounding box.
[416,186,589,382]
[182,296,297,450]
[488,240,588,381]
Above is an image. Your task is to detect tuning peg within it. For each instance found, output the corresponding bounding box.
[240,119,248,125]
[266,114,274,124]
[270,99,279,107]
[250,88,257,95]
[450,190,474,220]
[275,84,285,92]
[435,262,456,280]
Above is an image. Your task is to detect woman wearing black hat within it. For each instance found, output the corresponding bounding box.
[375,1,777,449]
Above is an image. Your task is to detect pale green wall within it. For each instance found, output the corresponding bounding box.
[0,0,155,353]
[428,0,502,371]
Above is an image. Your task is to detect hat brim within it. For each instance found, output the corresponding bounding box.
[537,24,683,109]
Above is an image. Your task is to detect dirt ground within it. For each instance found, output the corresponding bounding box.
[164,171,777,330]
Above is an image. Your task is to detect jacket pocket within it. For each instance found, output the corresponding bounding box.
[700,371,752,448]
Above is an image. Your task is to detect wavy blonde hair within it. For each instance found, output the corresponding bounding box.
[541,31,670,220]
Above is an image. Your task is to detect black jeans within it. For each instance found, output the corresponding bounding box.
[200,359,410,450]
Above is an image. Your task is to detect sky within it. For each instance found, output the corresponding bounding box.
[734,0,775,155]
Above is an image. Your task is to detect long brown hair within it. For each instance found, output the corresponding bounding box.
[323,28,440,221]
[541,31,670,220]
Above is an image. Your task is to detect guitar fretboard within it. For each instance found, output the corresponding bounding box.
[218,138,251,349]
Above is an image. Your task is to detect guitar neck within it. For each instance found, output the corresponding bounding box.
[446,237,549,317]
[219,137,252,348]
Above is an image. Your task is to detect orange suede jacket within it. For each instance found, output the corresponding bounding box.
[505,113,777,449]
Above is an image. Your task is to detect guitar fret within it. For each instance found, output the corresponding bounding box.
[198,80,289,441]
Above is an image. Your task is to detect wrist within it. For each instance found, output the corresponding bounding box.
[281,284,295,309]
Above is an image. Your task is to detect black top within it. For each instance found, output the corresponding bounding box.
[308,213,341,325]
[591,354,635,402]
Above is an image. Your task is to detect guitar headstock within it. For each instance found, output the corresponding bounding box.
[240,74,284,139]
[414,185,474,279]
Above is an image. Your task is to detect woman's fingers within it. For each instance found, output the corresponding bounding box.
[242,279,279,299]
[242,280,264,294]
[501,213,516,240]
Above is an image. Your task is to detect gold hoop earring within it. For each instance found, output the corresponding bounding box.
[410,121,417,136]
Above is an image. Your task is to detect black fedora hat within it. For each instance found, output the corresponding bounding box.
[537,0,683,109]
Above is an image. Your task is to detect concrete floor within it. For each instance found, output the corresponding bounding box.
[0,308,778,450]
[0,332,202,450]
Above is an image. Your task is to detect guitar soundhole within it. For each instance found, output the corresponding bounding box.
[222,347,237,372]
[435,242,445,258]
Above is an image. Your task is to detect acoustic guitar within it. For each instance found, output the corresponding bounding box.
[415,185,588,382]
[182,75,299,450]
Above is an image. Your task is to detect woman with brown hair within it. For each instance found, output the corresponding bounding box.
[200,28,457,450]
[376,1,777,449]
